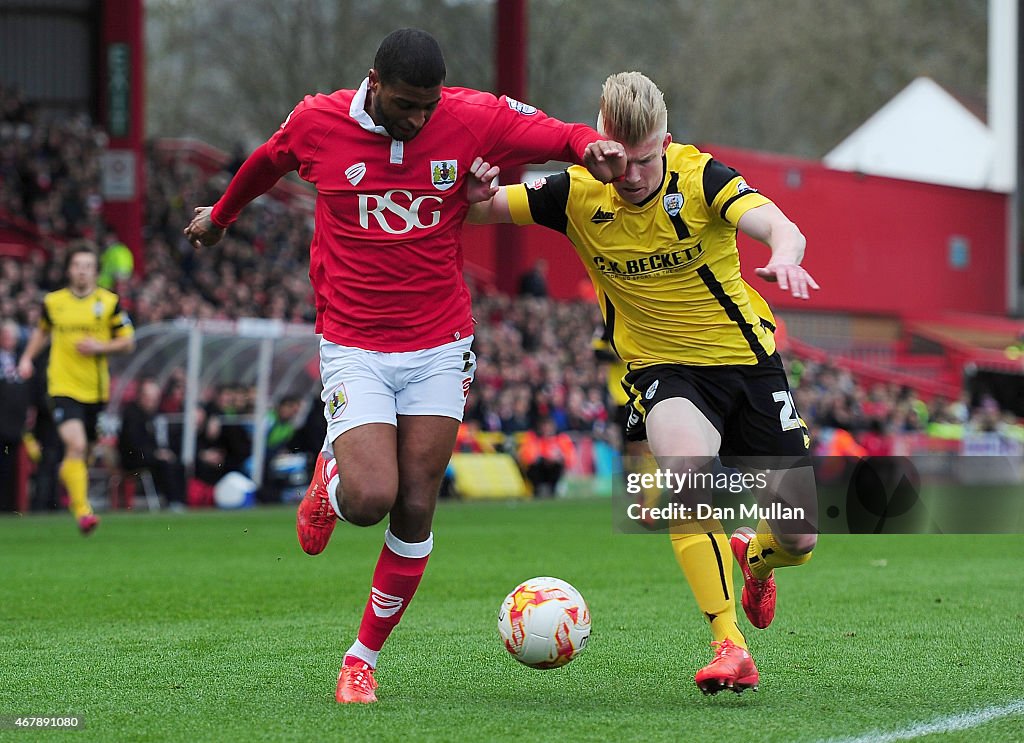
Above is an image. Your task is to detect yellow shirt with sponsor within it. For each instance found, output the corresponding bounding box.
[40,287,134,403]
[507,142,777,367]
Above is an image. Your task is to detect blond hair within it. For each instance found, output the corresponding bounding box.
[596,71,667,146]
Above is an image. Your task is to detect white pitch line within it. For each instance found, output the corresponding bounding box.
[821,699,1024,743]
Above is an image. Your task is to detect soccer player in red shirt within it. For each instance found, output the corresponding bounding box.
[184,28,624,704]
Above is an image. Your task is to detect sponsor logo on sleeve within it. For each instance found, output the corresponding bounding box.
[735,179,757,194]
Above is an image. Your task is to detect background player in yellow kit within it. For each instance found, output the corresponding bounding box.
[19,243,135,534]
[468,71,819,694]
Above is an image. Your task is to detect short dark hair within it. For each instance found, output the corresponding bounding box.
[65,241,98,272]
[374,28,445,88]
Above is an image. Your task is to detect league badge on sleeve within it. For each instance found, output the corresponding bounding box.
[431,160,458,191]
[505,97,538,115]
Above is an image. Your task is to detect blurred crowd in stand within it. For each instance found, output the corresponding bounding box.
[1,84,1021,511]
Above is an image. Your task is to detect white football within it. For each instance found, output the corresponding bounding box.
[497,577,591,669]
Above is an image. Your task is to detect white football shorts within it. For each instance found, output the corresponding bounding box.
[319,335,476,445]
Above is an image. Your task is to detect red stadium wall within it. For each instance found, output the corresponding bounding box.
[463,146,1010,315]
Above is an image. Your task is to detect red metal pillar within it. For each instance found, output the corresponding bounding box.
[16,442,30,513]
[100,0,146,272]
[494,0,528,296]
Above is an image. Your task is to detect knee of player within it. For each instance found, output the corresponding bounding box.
[63,445,88,460]
[779,532,817,555]
[339,499,390,527]
[338,483,395,526]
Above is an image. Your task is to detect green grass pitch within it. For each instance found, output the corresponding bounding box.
[2,498,1022,742]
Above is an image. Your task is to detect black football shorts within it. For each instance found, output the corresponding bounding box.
[622,353,810,458]
[50,396,104,442]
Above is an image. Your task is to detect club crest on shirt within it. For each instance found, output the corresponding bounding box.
[345,162,366,186]
[663,193,684,217]
[431,160,458,191]
[326,384,348,419]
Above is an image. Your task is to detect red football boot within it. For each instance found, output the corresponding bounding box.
[694,639,759,695]
[731,526,777,629]
[336,660,378,704]
[78,514,99,536]
[296,452,338,555]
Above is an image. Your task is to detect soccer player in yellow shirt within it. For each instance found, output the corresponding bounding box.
[18,244,135,534]
[468,71,819,695]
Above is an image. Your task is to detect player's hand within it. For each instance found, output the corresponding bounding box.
[16,357,33,380]
[76,337,104,355]
[582,140,626,183]
[467,157,500,204]
[184,206,226,249]
[755,262,820,299]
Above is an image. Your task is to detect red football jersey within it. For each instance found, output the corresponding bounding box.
[213,80,600,351]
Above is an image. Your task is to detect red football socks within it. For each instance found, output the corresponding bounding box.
[344,529,433,668]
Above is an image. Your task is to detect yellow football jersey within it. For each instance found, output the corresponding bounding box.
[40,287,134,403]
[508,142,777,367]
[592,329,630,406]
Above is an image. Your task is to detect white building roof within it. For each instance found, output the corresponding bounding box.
[823,77,1003,192]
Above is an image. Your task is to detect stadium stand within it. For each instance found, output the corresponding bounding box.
[2,82,1021,511]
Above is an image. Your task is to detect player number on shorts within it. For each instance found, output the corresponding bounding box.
[772,390,801,431]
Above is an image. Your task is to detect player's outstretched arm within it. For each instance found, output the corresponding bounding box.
[465,157,500,206]
[183,143,294,250]
[582,140,626,183]
[184,206,225,249]
[738,203,819,300]
[466,158,513,225]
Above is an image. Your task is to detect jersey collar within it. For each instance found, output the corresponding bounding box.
[350,77,406,164]
[349,78,387,135]
[633,155,668,209]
